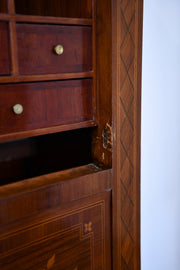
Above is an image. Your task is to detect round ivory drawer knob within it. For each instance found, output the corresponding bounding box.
[54,44,64,55]
[13,104,23,115]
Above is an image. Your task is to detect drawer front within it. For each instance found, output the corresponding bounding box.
[17,24,92,75]
[0,79,92,135]
[0,22,10,75]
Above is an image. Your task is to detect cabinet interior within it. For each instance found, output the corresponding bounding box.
[0,0,8,13]
[15,0,92,18]
[0,0,112,186]
[0,129,93,185]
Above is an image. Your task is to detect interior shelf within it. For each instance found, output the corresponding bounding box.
[0,72,94,84]
[0,13,92,25]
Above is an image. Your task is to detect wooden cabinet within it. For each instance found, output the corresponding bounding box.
[0,0,143,269]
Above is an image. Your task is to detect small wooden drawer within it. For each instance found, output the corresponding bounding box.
[0,22,10,75]
[0,79,93,136]
[16,23,92,75]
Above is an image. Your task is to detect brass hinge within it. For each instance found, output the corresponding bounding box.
[102,123,113,152]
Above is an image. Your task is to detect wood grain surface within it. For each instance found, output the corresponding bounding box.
[0,189,111,270]
[0,22,10,75]
[0,79,93,136]
[112,0,143,269]
[16,24,92,75]
[0,0,8,13]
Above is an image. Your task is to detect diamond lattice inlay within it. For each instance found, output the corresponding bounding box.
[119,0,136,269]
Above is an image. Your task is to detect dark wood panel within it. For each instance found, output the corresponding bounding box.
[0,79,93,136]
[17,24,92,75]
[15,0,92,18]
[0,191,111,269]
[0,22,10,75]
[1,228,92,269]
[0,0,8,13]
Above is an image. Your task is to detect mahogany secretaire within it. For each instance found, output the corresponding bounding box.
[0,0,143,269]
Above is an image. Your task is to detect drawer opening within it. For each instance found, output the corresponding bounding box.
[0,126,112,187]
[0,128,92,185]
[14,0,93,19]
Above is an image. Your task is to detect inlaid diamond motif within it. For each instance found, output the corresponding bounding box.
[121,33,135,70]
[121,157,134,190]
[119,1,137,270]
[120,117,134,152]
[121,193,134,227]
[121,228,134,264]
[124,0,135,26]
[120,76,134,113]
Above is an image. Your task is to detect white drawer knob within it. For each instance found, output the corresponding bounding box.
[13,104,23,115]
[54,44,64,55]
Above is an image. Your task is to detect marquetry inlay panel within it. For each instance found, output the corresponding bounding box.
[112,0,142,269]
[119,1,136,268]
[0,191,111,270]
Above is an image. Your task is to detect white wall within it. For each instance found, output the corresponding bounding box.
[141,1,180,270]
